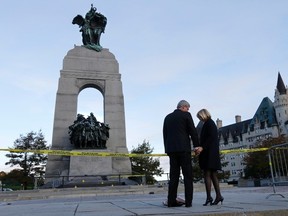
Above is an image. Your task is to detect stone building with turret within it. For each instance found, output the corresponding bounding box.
[215,73,288,181]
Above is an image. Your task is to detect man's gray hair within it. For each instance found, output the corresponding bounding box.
[177,100,190,108]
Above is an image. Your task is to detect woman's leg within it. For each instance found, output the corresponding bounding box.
[203,170,212,199]
[211,170,222,199]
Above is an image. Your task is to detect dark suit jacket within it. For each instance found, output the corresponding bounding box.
[163,109,199,154]
[199,118,221,170]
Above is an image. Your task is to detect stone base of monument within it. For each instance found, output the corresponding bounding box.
[64,176,125,188]
[69,150,113,177]
[65,150,135,187]
[62,176,139,188]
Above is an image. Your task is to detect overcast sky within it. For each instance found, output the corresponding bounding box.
[1,0,288,175]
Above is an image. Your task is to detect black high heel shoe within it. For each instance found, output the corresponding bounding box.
[203,197,213,206]
[212,196,224,205]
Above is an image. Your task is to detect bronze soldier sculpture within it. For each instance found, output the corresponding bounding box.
[72,4,107,52]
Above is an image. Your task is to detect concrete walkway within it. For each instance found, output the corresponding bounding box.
[0,185,287,216]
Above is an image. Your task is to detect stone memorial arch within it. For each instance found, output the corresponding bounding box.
[45,46,132,183]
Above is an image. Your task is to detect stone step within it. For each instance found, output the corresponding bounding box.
[0,183,233,202]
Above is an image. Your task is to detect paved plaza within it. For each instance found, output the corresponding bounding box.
[0,185,288,216]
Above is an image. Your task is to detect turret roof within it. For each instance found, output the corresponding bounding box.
[277,72,287,95]
[211,97,277,145]
[249,97,278,128]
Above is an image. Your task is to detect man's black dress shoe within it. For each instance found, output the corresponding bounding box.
[168,202,184,207]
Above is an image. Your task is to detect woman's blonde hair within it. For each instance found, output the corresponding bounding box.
[197,109,211,121]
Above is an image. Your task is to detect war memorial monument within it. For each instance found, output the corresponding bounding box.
[45,5,132,186]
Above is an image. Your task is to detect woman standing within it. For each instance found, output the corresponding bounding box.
[195,109,224,206]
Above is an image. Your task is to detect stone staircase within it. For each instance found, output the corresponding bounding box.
[0,183,233,202]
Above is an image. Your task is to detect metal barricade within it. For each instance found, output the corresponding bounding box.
[267,142,288,199]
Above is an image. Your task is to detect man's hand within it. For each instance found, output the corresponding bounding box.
[194,147,203,156]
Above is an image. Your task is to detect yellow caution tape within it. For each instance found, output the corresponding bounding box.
[221,147,269,154]
[0,148,156,157]
[0,147,272,157]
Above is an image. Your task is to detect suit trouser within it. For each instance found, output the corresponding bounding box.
[168,152,193,205]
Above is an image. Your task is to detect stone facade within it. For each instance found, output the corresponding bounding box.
[45,46,132,184]
[216,73,288,181]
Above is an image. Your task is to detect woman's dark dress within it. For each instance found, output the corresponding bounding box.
[199,118,221,171]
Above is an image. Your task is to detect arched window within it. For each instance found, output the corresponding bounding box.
[77,87,104,122]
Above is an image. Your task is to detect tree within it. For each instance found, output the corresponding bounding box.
[192,154,202,182]
[217,154,230,181]
[192,153,230,182]
[130,140,164,184]
[243,135,287,179]
[5,131,49,189]
[0,169,33,190]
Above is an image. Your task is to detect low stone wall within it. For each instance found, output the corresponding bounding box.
[238,178,272,187]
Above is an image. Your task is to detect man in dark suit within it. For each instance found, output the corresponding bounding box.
[163,100,199,207]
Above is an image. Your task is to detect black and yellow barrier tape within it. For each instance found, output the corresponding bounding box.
[0,147,271,157]
[221,147,269,154]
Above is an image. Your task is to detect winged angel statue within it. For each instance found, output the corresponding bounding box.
[72,4,107,52]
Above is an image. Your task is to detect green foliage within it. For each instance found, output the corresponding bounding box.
[243,136,287,179]
[192,155,202,182]
[5,131,49,189]
[0,169,34,190]
[130,140,164,184]
[218,153,230,181]
[192,153,230,182]
[243,151,270,179]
